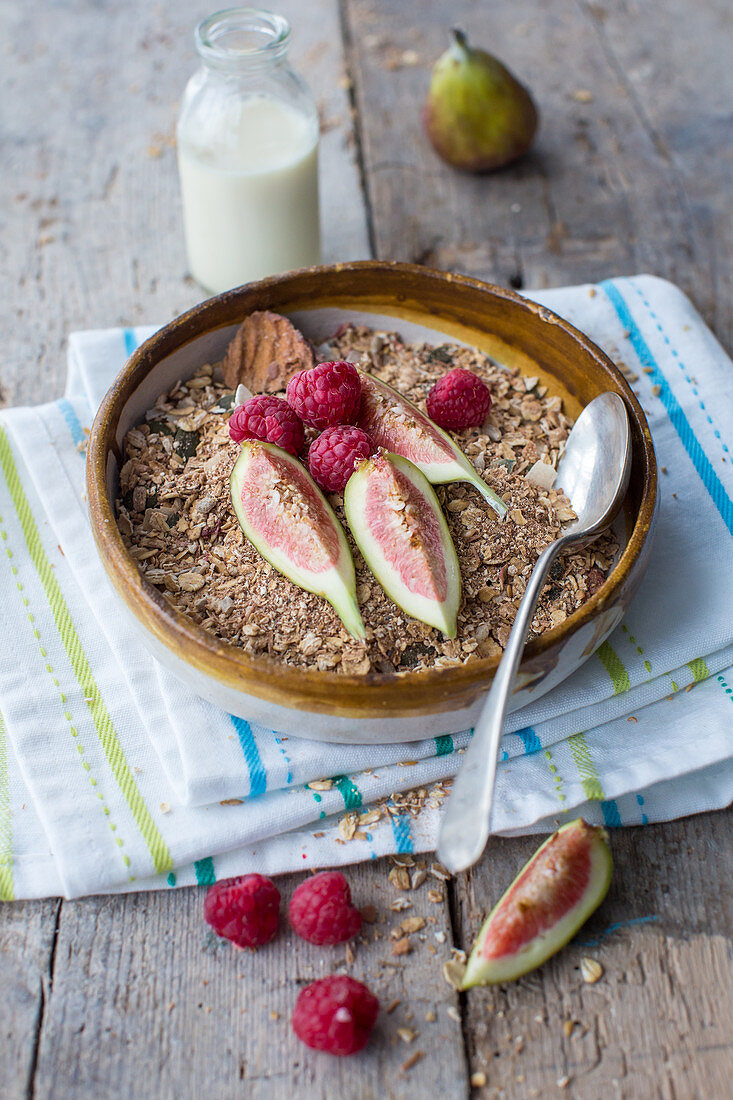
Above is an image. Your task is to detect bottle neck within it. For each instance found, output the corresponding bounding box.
[195,7,291,77]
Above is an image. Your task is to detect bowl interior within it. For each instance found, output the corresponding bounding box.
[89,264,656,720]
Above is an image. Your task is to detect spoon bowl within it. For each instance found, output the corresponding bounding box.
[437,392,631,874]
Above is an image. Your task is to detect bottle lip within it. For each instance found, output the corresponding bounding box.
[195,7,291,71]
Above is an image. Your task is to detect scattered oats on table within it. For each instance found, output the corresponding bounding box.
[115,325,618,675]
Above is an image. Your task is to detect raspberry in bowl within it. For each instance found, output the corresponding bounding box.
[308,426,374,493]
[287,360,361,429]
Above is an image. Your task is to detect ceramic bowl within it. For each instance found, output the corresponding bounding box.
[87,262,658,743]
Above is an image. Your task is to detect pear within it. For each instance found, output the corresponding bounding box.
[423,28,538,173]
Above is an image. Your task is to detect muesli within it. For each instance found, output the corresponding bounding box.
[116,321,617,675]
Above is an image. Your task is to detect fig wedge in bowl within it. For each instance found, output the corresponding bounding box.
[86,262,657,744]
[230,441,364,639]
[344,452,461,638]
[357,372,507,518]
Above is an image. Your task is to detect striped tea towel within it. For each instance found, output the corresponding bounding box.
[0,274,732,900]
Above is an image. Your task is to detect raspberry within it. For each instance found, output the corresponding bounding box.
[308,426,373,493]
[228,395,305,455]
[292,975,379,1056]
[289,870,362,945]
[426,367,492,430]
[203,874,280,949]
[286,361,361,430]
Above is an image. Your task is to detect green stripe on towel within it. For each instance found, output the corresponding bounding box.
[0,427,173,876]
[687,657,710,683]
[596,641,631,694]
[0,707,13,901]
[568,732,605,802]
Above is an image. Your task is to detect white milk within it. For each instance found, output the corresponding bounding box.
[177,95,320,294]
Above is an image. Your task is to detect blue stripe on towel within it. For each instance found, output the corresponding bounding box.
[601,280,733,536]
[230,716,267,796]
[600,800,622,828]
[123,328,138,357]
[389,809,414,854]
[516,726,542,755]
[629,281,730,457]
[55,398,86,450]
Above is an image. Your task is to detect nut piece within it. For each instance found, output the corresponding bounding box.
[443,957,467,990]
[400,916,426,934]
[580,956,604,984]
[222,310,315,392]
[389,866,411,891]
[392,936,412,956]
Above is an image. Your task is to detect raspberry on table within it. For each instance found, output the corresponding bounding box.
[286,360,362,430]
[308,426,374,493]
[289,870,363,945]
[426,367,492,431]
[203,874,280,949]
[292,975,379,1056]
[228,395,305,455]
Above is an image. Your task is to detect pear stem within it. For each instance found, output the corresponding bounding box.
[450,27,470,54]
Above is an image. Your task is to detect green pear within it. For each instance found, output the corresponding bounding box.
[423,28,538,172]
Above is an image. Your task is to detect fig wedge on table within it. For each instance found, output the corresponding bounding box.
[230,441,365,638]
[344,452,461,638]
[462,818,613,988]
[356,372,507,518]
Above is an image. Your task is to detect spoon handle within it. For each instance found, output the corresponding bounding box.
[437,538,566,874]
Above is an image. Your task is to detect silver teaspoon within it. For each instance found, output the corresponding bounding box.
[437,391,632,874]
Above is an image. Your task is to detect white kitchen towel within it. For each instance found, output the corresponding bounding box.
[1,274,732,900]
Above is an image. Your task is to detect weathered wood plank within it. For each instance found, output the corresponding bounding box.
[343,0,732,339]
[0,899,61,1099]
[33,865,467,1100]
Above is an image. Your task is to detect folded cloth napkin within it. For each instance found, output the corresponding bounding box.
[1,275,732,900]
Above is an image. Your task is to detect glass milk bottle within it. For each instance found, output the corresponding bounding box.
[177,8,321,294]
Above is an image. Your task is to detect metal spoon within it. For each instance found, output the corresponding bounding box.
[437,392,631,874]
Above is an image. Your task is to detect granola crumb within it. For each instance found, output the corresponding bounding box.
[400,1050,425,1073]
[580,956,604,983]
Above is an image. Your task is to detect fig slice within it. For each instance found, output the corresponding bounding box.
[344,452,461,638]
[356,372,507,518]
[462,818,612,989]
[230,441,365,639]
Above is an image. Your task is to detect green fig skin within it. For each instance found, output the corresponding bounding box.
[462,819,612,988]
[424,28,538,173]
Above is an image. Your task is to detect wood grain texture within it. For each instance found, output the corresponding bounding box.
[32,866,467,1100]
[1,0,732,1097]
[343,0,733,342]
[0,899,61,1097]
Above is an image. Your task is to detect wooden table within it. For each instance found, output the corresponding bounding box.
[2,1,731,1096]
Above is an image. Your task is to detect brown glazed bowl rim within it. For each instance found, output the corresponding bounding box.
[86,261,657,716]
